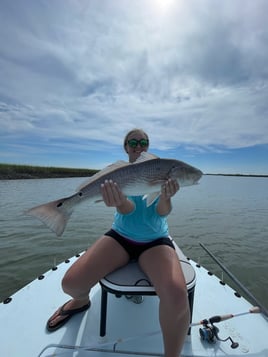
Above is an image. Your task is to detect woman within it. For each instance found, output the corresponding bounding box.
[46,128,190,357]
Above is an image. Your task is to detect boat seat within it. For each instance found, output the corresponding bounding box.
[99,238,196,337]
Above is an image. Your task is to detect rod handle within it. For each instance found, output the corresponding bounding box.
[209,314,233,323]
[250,306,261,314]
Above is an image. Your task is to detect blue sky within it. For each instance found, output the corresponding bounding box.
[0,0,267,174]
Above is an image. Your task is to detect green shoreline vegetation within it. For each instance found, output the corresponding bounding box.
[0,163,267,180]
[0,163,98,180]
[205,173,268,178]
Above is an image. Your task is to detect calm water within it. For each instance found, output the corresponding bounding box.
[0,176,267,308]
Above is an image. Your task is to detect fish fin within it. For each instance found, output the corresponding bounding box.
[133,152,158,164]
[150,179,167,184]
[143,192,160,206]
[77,160,130,191]
[25,198,73,237]
[94,199,103,203]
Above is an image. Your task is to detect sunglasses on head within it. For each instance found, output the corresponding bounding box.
[127,138,149,148]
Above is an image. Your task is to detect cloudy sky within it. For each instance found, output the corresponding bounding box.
[0,0,267,174]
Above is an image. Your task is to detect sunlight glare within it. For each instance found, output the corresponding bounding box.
[155,0,174,11]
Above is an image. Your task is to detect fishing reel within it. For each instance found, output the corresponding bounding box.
[199,318,239,349]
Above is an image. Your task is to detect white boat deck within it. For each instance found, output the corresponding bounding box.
[1,253,267,357]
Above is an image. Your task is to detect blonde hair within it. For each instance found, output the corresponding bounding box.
[123,128,149,152]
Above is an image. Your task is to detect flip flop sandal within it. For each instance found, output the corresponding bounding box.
[46,300,91,332]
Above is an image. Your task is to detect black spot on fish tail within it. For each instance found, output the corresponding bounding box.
[57,202,63,207]
[79,192,83,196]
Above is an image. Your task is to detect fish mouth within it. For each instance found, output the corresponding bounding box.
[194,170,203,183]
[189,170,203,184]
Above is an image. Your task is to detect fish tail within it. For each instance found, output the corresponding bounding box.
[25,197,73,237]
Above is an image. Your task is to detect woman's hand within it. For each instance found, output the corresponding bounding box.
[160,178,180,200]
[100,180,134,213]
[101,180,126,207]
[157,179,179,216]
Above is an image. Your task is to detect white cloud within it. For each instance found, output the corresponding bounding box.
[0,0,268,172]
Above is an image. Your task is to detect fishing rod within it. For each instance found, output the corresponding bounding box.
[191,306,261,326]
[199,242,268,318]
[191,306,261,348]
[38,307,262,356]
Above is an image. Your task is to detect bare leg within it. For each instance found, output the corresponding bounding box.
[139,245,190,357]
[48,235,129,328]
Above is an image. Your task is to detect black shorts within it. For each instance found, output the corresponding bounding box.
[105,229,175,260]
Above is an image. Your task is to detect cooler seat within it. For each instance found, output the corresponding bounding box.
[99,238,196,337]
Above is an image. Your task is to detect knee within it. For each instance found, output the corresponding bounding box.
[173,283,188,308]
[159,280,189,311]
[61,269,77,295]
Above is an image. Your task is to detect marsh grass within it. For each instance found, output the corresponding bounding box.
[0,163,98,180]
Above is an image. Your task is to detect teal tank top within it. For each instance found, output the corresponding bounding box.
[112,196,169,243]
